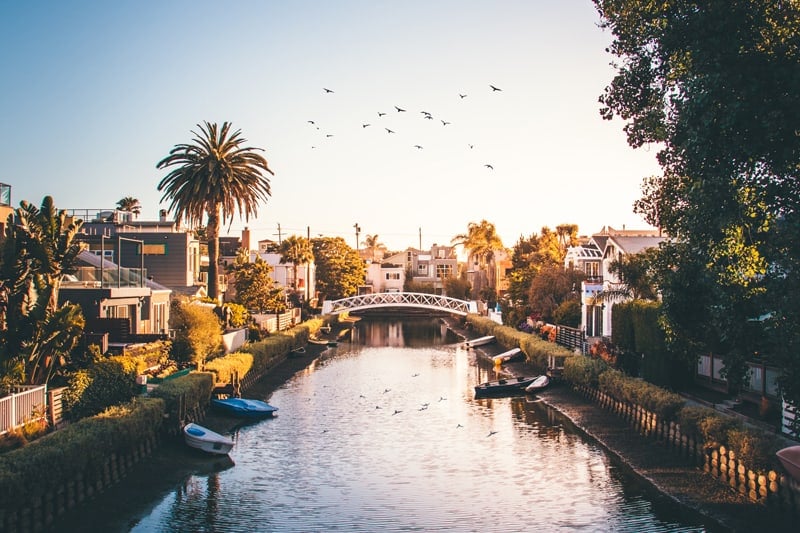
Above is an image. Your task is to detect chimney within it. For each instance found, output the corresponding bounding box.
[241,226,251,252]
[159,209,167,222]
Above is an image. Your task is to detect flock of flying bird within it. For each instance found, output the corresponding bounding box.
[356,372,500,438]
[308,84,505,171]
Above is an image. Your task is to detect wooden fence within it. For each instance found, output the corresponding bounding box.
[0,385,47,436]
[573,384,800,512]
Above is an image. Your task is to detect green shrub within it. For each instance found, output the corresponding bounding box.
[170,300,223,367]
[205,351,254,383]
[0,397,164,510]
[62,356,139,420]
[727,426,780,472]
[564,355,608,388]
[148,372,215,422]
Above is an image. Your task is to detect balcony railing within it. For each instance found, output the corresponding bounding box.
[63,266,147,289]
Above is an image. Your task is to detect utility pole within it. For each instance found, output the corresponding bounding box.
[306,226,311,303]
[275,223,282,245]
[354,223,361,252]
[419,227,422,250]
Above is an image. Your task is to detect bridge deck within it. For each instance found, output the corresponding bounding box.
[322,292,477,316]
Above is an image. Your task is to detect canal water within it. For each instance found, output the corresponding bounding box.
[123,318,706,531]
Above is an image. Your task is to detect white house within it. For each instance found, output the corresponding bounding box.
[580,226,665,340]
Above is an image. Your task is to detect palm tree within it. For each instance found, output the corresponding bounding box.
[0,196,86,385]
[361,234,387,261]
[279,235,314,301]
[451,220,505,300]
[116,196,142,218]
[157,121,274,300]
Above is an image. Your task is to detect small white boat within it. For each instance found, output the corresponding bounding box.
[465,335,496,348]
[776,445,800,481]
[492,348,522,364]
[525,374,550,393]
[183,423,234,455]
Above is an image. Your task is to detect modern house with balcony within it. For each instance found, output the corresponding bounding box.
[73,208,211,301]
[375,244,458,295]
[60,250,172,350]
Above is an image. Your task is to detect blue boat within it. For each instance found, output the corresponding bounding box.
[212,397,279,419]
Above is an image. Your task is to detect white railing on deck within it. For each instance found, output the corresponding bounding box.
[0,385,47,435]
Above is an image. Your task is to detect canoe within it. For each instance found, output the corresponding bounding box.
[474,375,538,397]
[465,335,496,348]
[183,423,234,455]
[524,374,550,393]
[492,348,522,364]
[776,445,800,481]
[212,397,279,419]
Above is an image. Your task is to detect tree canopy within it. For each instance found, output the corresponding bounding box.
[311,236,365,301]
[595,0,800,403]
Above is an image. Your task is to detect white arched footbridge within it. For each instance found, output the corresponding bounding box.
[322,292,478,316]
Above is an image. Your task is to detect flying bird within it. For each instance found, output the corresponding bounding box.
[468,144,474,149]
[424,114,434,120]
[393,409,402,415]
[385,128,395,134]
[362,123,371,128]
[395,106,406,112]
[485,164,494,170]
[323,88,334,93]
[308,120,315,125]
[456,423,464,428]
[414,145,423,149]
[490,85,502,92]
[326,134,334,138]
[487,430,498,437]
[459,93,467,98]
[441,120,451,126]
[421,111,431,116]
[378,111,386,117]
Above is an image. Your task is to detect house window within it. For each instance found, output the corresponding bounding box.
[417,263,428,274]
[436,264,453,278]
[143,243,167,255]
[585,261,600,278]
[385,272,400,280]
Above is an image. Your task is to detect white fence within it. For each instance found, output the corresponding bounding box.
[0,385,47,436]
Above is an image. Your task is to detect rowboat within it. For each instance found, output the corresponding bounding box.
[183,423,234,455]
[524,374,550,393]
[211,397,279,419]
[465,335,495,348]
[492,348,522,364]
[474,375,538,397]
[776,445,800,481]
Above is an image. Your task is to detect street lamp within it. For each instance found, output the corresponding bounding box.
[354,223,361,252]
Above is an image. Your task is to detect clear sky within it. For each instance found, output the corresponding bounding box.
[1,1,661,252]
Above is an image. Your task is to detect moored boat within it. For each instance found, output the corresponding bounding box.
[776,445,800,482]
[492,348,522,364]
[183,423,234,455]
[524,374,550,393]
[212,397,279,419]
[474,375,538,397]
[465,335,496,348]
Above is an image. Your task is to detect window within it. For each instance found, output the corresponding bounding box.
[436,264,453,277]
[385,272,400,280]
[143,243,167,255]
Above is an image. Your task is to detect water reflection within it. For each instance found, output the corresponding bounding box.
[129,317,705,532]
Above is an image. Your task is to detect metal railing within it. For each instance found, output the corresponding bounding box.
[322,292,477,315]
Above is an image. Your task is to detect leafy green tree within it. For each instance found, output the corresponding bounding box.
[157,121,274,301]
[595,249,660,304]
[231,254,285,313]
[311,236,365,301]
[527,265,584,323]
[594,1,800,402]
[115,196,141,217]
[169,300,223,367]
[278,235,314,299]
[0,196,86,386]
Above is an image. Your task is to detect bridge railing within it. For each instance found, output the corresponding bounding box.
[322,292,477,315]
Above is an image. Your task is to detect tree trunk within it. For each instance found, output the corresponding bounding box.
[207,210,220,301]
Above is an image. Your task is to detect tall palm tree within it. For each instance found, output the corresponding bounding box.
[451,220,505,299]
[451,220,504,269]
[279,235,314,301]
[361,234,387,261]
[116,196,142,217]
[157,121,274,300]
